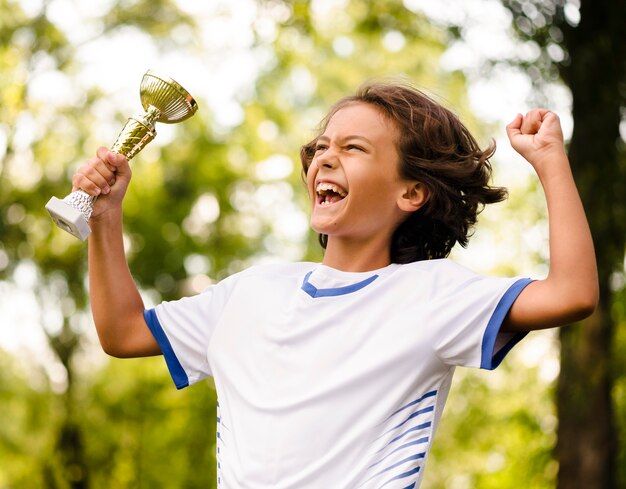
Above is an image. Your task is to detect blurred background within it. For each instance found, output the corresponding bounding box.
[0,0,624,488]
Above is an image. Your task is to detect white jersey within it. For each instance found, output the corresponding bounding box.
[144,259,532,489]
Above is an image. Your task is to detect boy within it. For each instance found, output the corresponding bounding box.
[74,82,598,488]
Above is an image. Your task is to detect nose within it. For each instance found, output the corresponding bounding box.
[315,147,339,170]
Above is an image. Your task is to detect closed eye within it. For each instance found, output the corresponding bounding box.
[315,144,328,152]
[346,144,365,152]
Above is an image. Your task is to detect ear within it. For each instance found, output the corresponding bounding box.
[397,181,428,212]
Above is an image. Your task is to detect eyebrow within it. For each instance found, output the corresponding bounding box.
[317,135,373,145]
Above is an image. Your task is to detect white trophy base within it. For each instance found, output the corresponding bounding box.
[45,197,91,241]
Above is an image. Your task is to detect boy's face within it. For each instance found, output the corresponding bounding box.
[306,102,412,245]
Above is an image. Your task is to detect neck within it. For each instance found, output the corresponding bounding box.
[321,234,393,272]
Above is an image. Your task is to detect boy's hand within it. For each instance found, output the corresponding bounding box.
[72,147,131,219]
[506,109,566,171]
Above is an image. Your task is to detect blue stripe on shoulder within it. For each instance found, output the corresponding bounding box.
[480,278,534,370]
[143,308,189,389]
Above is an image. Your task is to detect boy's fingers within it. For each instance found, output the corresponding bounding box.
[86,156,116,185]
[520,109,554,135]
[95,147,114,170]
[505,113,523,139]
[542,110,560,126]
[96,146,128,169]
[72,173,107,196]
[520,111,539,134]
[70,151,118,194]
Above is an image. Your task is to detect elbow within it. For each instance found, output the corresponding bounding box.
[96,327,132,358]
[101,343,138,359]
[566,287,600,323]
[99,339,125,358]
[583,281,600,316]
[582,292,600,318]
[99,336,141,358]
[573,301,597,322]
[94,309,149,358]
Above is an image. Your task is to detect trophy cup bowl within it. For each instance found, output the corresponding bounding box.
[45,70,198,241]
[140,70,198,123]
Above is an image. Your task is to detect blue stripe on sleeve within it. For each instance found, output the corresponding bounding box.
[480,278,534,370]
[143,308,189,389]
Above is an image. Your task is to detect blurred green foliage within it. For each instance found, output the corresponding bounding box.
[0,0,623,488]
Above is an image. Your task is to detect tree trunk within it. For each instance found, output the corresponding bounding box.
[556,0,625,487]
[557,297,616,488]
[46,321,89,489]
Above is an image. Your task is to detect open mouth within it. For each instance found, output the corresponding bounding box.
[316,182,347,206]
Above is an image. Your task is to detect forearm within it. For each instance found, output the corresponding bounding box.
[540,153,598,308]
[506,152,599,331]
[87,209,154,356]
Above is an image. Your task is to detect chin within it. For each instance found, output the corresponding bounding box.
[310,217,335,236]
[310,221,328,234]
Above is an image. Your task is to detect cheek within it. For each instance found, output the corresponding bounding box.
[351,180,402,216]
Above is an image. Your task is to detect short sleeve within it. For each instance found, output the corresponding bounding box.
[432,268,533,370]
[143,275,236,389]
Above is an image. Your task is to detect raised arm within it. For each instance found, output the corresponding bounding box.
[73,147,161,357]
[503,110,599,332]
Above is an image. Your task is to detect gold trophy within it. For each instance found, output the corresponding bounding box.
[45,70,198,240]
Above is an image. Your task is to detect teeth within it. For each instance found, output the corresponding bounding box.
[316,182,347,197]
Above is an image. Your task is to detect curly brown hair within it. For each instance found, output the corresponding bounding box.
[300,81,508,263]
